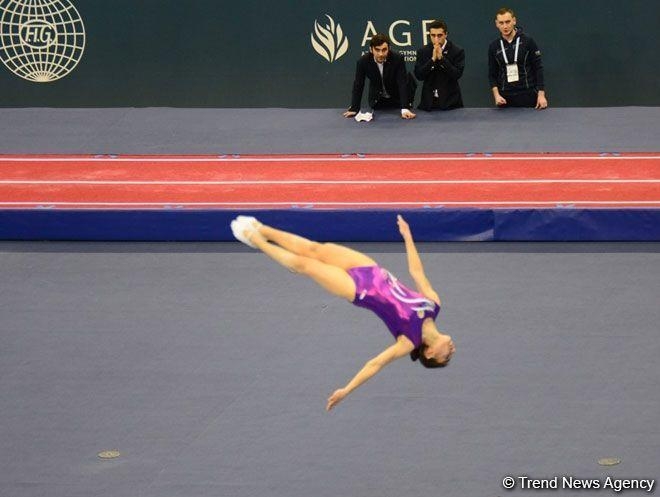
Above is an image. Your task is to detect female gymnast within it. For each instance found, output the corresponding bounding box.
[230,215,455,411]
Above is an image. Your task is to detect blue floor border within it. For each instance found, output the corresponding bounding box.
[1,209,659,242]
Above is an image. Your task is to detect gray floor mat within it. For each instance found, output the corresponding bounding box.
[1,107,658,154]
[1,242,658,497]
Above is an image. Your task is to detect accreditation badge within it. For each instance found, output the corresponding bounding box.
[506,64,519,83]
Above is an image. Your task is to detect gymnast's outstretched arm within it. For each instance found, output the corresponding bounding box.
[396,215,441,305]
[326,336,414,411]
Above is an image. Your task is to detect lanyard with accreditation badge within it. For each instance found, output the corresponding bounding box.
[500,37,520,82]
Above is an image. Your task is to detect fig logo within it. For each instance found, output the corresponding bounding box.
[0,0,86,83]
[20,19,57,49]
[311,14,348,63]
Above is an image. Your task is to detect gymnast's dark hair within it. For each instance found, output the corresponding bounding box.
[410,344,449,368]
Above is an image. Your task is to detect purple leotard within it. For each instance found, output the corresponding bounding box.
[347,265,440,348]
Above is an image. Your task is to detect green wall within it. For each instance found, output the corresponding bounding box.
[1,0,658,107]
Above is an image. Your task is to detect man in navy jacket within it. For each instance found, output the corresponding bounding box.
[488,7,548,109]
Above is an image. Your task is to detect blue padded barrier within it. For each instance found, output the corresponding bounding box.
[0,209,659,242]
[494,209,660,241]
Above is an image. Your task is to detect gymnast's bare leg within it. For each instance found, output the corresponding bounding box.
[247,228,357,302]
[257,224,377,270]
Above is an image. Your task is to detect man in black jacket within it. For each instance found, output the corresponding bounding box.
[343,33,416,119]
[488,7,548,109]
[414,19,465,111]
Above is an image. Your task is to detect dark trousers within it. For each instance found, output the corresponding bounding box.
[373,96,399,110]
[372,73,417,110]
[500,90,538,108]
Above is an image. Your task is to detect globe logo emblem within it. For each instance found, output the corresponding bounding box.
[0,0,86,83]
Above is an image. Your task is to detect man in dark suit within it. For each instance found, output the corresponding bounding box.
[414,20,465,111]
[343,33,416,119]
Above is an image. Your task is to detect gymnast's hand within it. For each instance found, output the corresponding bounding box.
[397,214,412,239]
[326,387,348,411]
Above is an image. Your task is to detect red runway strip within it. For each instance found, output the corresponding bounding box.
[1,153,659,209]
